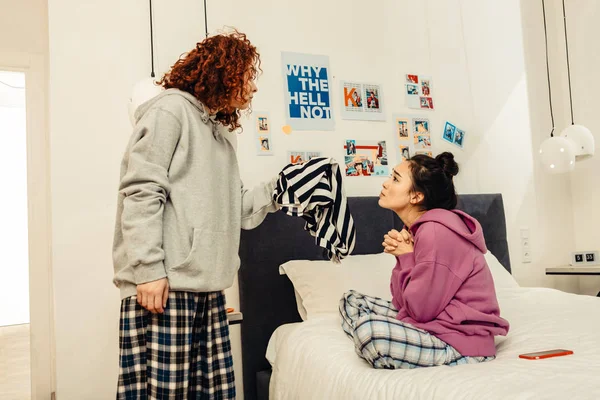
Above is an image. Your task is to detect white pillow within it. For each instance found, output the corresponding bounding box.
[279,253,396,320]
[484,251,519,289]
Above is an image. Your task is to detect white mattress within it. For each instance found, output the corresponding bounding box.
[267,287,600,400]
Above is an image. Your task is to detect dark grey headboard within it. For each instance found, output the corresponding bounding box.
[238,194,510,400]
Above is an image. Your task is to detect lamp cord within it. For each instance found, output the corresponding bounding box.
[204,0,208,38]
[542,0,556,137]
[149,0,155,78]
[0,80,24,89]
[562,0,575,125]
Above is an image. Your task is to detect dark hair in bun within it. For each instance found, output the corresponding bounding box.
[408,152,459,210]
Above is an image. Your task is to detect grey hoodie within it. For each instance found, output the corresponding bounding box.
[112,89,278,299]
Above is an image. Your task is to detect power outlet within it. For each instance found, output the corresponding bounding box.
[570,251,600,266]
[520,227,532,263]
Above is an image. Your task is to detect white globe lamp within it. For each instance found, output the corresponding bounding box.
[128,77,163,126]
[559,124,594,161]
[539,136,576,174]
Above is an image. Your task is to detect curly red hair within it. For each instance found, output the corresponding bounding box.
[158,30,260,132]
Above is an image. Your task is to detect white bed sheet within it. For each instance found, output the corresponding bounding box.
[267,287,600,400]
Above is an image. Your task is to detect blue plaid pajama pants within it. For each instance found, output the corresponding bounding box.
[117,291,235,399]
[339,290,495,369]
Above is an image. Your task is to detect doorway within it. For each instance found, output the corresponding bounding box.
[0,70,31,399]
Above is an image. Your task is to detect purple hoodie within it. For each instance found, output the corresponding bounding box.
[390,209,509,357]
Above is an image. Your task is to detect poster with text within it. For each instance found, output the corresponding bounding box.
[405,74,434,110]
[340,81,386,121]
[282,52,334,131]
[343,140,389,177]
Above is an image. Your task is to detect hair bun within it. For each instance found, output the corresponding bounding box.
[435,152,459,178]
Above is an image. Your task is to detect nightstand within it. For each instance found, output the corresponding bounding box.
[227,311,243,325]
[545,266,600,296]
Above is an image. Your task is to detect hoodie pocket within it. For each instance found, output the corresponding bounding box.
[170,228,230,280]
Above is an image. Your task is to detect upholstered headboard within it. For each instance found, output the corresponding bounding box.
[238,194,510,400]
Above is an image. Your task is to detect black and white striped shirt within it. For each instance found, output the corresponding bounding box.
[273,157,356,262]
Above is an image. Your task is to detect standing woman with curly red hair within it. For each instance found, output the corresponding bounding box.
[112,31,277,399]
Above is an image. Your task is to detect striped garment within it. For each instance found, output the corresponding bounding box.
[117,291,235,399]
[273,157,356,263]
[339,290,495,369]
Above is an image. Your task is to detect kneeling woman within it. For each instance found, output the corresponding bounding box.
[340,152,509,369]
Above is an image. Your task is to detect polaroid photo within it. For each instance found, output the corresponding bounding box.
[406,74,419,84]
[256,135,273,156]
[421,79,431,96]
[399,145,410,161]
[420,96,433,109]
[406,84,419,96]
[288,151,306,165]
[306,151,322,160]
[454,128,465,148]
[345,156,369,177]
[396,117,410,140]
[255,112,270,134]
[443,121,456,144]
[364,85,381,111]
[414,134,432,150]
[345,139,357,155]
[413,118,430,135]
[343,82,363,111]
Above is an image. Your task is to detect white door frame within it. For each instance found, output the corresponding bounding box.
[0,51,55,399]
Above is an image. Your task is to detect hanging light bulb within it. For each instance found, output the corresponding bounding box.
[559,124,595,161]
[539,136,576,174]
[539,0,595,169]
[128,77,163,125]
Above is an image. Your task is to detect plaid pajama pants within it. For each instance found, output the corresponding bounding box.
[117,291,235,399]
[339,290,495,369]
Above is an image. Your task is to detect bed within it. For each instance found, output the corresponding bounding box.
[238,195,600,400]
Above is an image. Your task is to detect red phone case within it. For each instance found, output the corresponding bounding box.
[519,349,573,360]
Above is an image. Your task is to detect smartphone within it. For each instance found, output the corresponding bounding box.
[519,349,573,360]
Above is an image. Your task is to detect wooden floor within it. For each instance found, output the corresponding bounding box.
[0,324,31,400]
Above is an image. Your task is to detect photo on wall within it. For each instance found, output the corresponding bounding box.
[393,114,433,164]
[405,74,434,110]
[396,117,410,140]
[399,145,410,161]
[256,112,270,134]
[306,151,322,160]
[257,136,271,154]
[343,140,389,177]
[254,111,273,156]
[288,151,306,164]
[442,121,465,149]
[442,121,456,143]
[287,151,322,165]
[413,117,431,150]
[454,129,465,148]
[340,80,385,121]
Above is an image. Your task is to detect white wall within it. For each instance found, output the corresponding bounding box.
[520,0,599,295]
[47,0,582,398]
[557,0,600,296]
[0,0,48,55]
[0,1,54,397]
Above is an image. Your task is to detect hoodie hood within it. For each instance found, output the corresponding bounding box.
[410,209,487,253]
[134,88,211,125]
